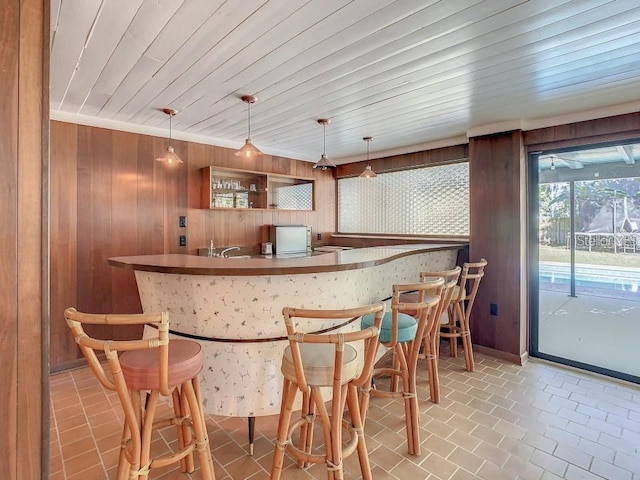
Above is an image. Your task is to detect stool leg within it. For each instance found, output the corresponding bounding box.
[271,379,297,480]
[311,388,339,480]
[192,376,216,478]
[459,305,475,372]
[358,375,373,427]
[449,304,459,358]
[116,424,131,480]
[407,341,421,457]
[183,378,216,480]
[139,390,160,479]
[171,388,187,472]
[394,343,419,455]
[298,391,315,468]
[347,384,372,480]
[180,385,195,473]
[425,333,440,404]
[123,389,143,479]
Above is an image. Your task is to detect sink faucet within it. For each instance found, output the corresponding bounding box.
[219,246,240,258]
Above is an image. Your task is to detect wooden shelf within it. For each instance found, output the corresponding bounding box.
[201,166,314,211]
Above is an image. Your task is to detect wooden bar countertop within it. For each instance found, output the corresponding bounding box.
[108,243,465,276]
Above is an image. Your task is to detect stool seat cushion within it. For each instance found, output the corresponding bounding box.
[362,311,417,344]
[120,339,203,390]
[281,343,359,386]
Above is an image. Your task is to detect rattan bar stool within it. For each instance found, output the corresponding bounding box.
[64,308,215,480]
[417,267,460,403]
[440,259,488,372]
[361,280,442,456]
[400,267,461,403]
[270,302,385,480]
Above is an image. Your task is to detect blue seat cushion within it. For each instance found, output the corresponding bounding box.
[362,311,417,344]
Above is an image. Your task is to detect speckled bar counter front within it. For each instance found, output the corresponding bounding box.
[109,244,463,417]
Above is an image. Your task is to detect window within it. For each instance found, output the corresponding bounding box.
[338,162,469,235]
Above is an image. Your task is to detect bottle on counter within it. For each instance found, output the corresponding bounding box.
[208,240,217,257]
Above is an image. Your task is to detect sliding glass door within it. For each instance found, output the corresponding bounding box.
[530,141,640,383]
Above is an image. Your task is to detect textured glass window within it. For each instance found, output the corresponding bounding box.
[274,183,313,210]
[338,162,469,235]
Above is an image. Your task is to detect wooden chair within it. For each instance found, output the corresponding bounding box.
[64,308,215,480]
[361,280,442,455]
[270,302,385,480]
[439,259,488,372]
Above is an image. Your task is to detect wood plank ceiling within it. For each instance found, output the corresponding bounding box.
[50,0,640,162]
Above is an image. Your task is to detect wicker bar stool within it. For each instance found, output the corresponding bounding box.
[361,280,443,456]
[64,308,215,480]
[417,267,460,403]
[270,302,385,480]
[440,259,488,372]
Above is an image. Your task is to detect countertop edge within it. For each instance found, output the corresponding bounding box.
[108,243,466,276]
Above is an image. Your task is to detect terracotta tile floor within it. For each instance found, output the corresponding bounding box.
[50,350,640,479]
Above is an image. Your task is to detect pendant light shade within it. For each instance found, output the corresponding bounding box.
[235,95,263,159]
[359,136,377,178]
[156,108,183,165]
[313,118,336,170]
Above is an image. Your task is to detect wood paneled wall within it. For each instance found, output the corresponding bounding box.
[0,0,47,478]
[469,131,527,360]
[524,111,640,150]
[50,121,335,371]
[335,144,469,178]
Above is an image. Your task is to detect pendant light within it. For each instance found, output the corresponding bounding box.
[313,118,336,170]
[359,136,377,178]
[235,95,263,159]
[550,155,556,170]
[156,108,183,165]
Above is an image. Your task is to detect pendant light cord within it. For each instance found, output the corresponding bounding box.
[169,112,173,147]
[323,122,326,155]
[247,101,251,139]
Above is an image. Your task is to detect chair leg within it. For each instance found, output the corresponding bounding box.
[180,385,195,473]
[298,390,315,468]
[183,378,216,480]
[407,344,421,457]
[310,388,339,480]
[459,309,475,372]
[394,343,419,455]
[358,376,373,428]
[171,388,187,472]
[193,376,216,478]
[347,384,373,480]
[271,379,297,480]
[139,390,160,479]
[331,385,348,480]
[449,304,459,358]
[424,334,440,404]
[123,389,143,479]
[116,424,131,480]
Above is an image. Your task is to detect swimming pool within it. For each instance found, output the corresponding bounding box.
[539,262,640,298]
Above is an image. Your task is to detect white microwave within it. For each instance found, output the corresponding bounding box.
[269,225,311,255]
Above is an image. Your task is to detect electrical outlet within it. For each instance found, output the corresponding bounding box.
[179,235,187,247]
[490,303,498,316]
[179,215,187,228]
[317,233,322,240]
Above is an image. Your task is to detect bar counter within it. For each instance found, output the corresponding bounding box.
[109,243,464,417]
